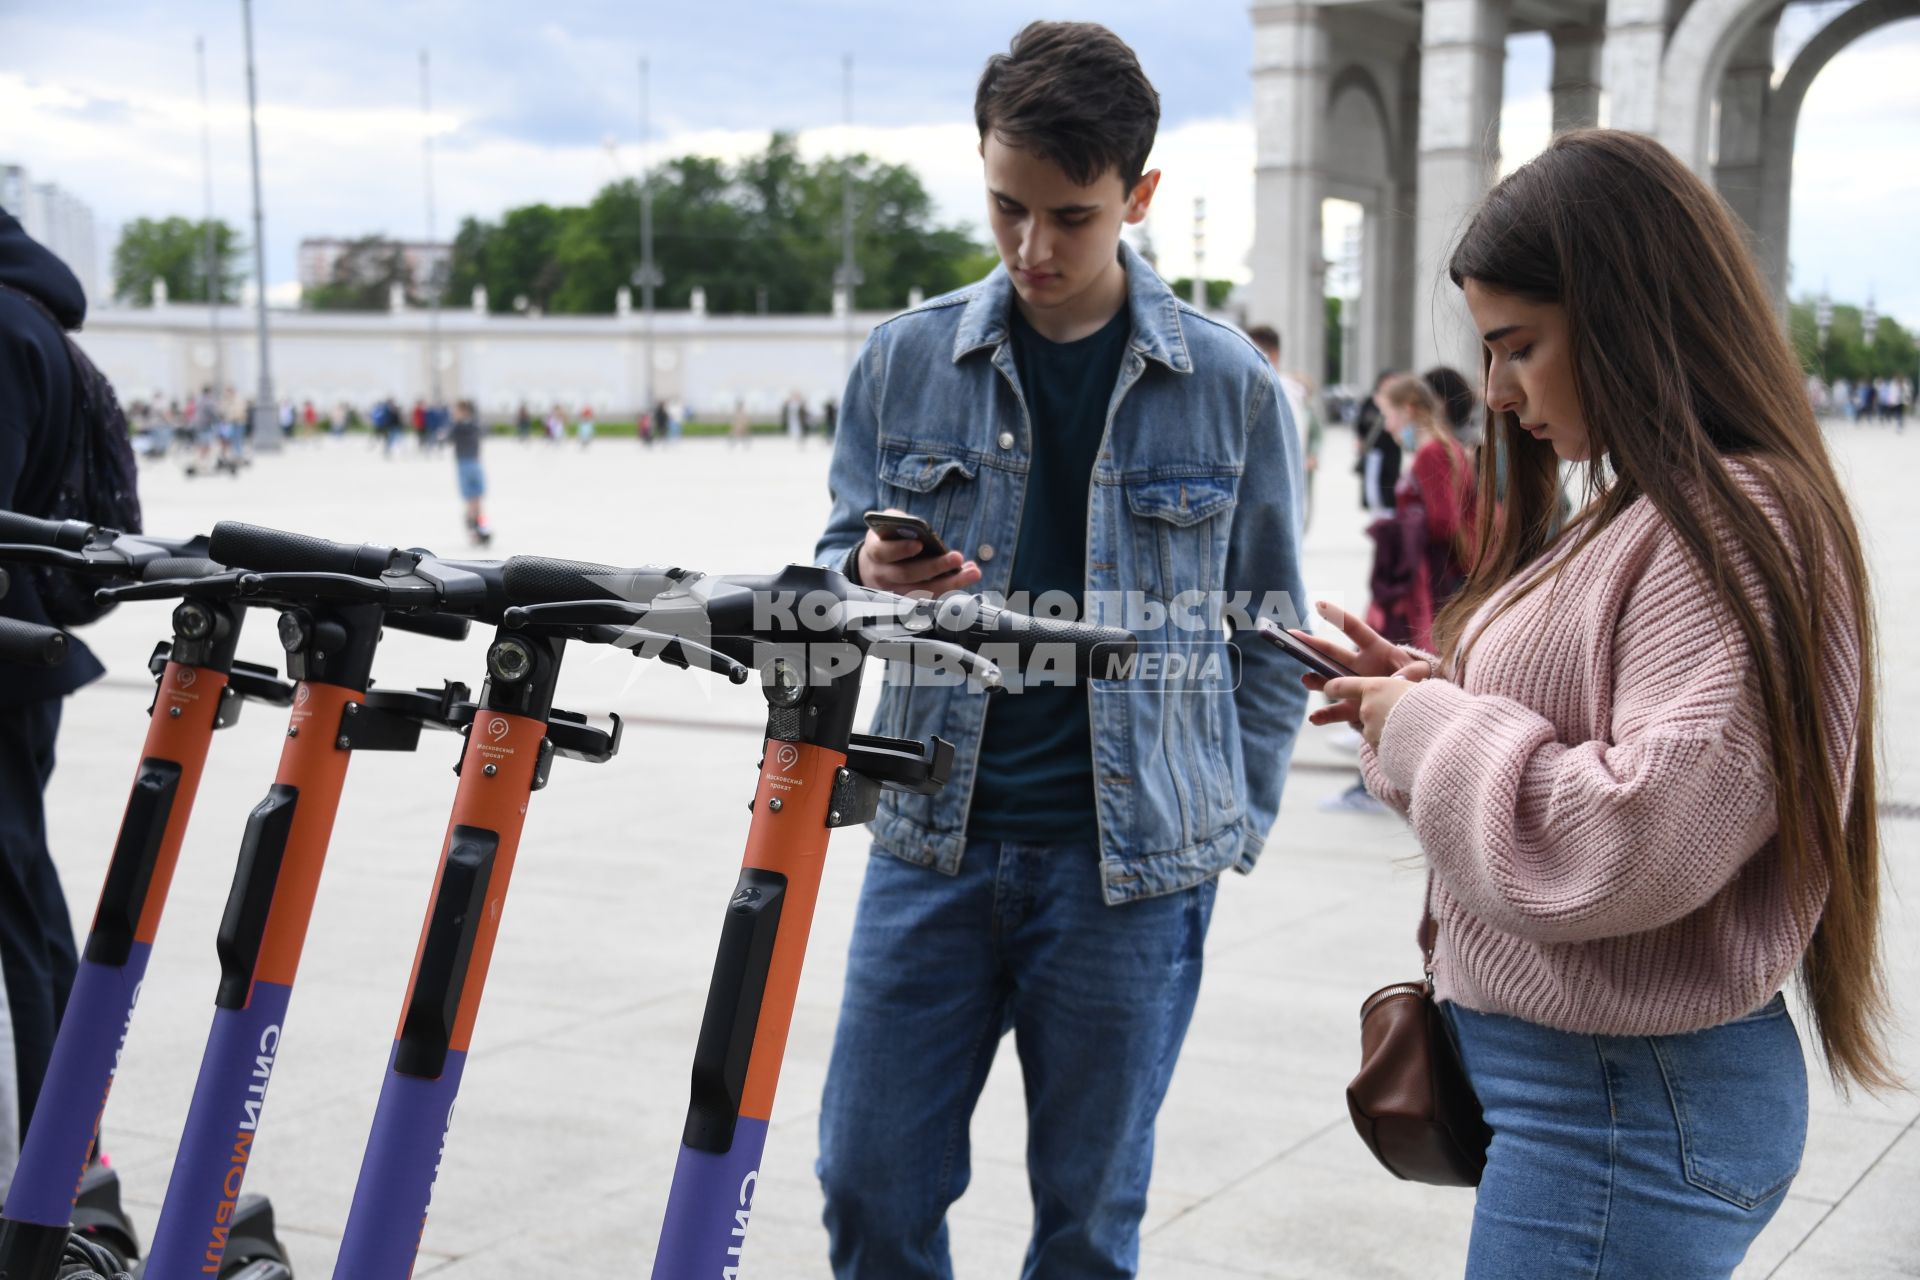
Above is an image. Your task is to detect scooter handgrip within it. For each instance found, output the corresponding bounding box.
[0,616,69,667]
[0,509,95,550]
[945,600,1138,661]
[209,521,398,577]
[139,556,224,582]
[384,611,472,642]
[501,554,628,605]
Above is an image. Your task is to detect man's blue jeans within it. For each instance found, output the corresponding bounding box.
[1444,994,1808,1278]
[816,839,1216,1279]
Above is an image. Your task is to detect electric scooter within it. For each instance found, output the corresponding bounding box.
[72,548,473,1280]
[499,555,1131,1276]
[191,525,637,1280]
[0,513,296,1280]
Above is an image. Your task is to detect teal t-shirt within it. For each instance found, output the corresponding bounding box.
[967,302,1131,842]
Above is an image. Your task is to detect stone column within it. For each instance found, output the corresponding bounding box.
[1601,0,1668,134]
[1413,0,1506,374]
[1712,16,1776,244]
[1550,25,1603,132]
[1249,3,1331,389]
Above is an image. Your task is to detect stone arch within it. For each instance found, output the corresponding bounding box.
[1324,63,1401,385]
[1754,0,1920,309]
[1326,64,1396,167]
[1656,0,1781,169]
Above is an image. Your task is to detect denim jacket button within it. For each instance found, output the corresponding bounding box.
[997,431,1015,449]
[977,544,996,561]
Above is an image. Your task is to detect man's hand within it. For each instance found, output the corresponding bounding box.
[856,508,982,597]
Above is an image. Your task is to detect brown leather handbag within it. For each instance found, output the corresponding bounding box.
[1345,918,1492,1186]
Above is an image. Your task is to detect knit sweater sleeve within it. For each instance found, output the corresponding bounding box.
[1369,531,1779,943]
[1357,643,1442,814]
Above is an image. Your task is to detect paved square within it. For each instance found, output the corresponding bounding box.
[38,426,1920,1277]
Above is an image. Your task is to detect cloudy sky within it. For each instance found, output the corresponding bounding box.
[2,0,1915,323]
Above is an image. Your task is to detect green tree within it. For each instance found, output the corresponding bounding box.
[1788,298,1919,384]
[304,235,414,311]
[445,134,982,316]
[1168,277,1235,310]
[112,216,243,305]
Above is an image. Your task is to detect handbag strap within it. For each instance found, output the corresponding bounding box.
[1418,877,1438,990]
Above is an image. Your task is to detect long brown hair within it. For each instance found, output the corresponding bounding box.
[1441,129,1893,1090]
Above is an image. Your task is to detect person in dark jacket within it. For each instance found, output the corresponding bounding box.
[0,205,108,1151]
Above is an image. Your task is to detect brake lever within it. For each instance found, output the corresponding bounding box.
[96,570,248,604]
[585,622,751,684]
[860,627,1004,692]
[235,570,413,605]
[504,600,652,629]
[0,543,92,571]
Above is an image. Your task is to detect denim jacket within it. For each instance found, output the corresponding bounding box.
[814,243,1309,904]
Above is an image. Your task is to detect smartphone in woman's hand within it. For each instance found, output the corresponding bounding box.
[1255,617,1360,680]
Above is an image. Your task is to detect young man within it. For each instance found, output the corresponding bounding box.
[811,22,1307,1278]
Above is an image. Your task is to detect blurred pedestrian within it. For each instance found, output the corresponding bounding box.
[1355,368,1401,515]
[448,399,492,545]
[1249,324,1322,529]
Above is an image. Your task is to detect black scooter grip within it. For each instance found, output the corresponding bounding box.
[500,555,629,605]
[0,616,69,666]
[945,600,1138,659]
[210,521,398,577]
[139,556,225,582]
[0,509,95,550]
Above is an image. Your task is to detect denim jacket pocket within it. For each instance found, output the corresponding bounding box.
[878,447,979,549]
[1650,997,1807,1210]
[1123,475,1238,604]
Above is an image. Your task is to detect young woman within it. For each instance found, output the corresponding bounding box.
[1298,128,1893,1277]
[1368,374,1476,651]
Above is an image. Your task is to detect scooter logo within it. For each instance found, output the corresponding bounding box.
[176,668,197,689]
[295,685,311,708]
[486,716,510,742]
[775,744,799,769]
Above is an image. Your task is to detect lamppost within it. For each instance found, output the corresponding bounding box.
[1190,197,1206,312]
[240,0,279,450]
[836,54,863,377]
[1815,287,1832,385]
[421,49,444,407]
[196,35,222,396]
[634,57,662,416]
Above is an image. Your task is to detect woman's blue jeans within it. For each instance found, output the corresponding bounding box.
[1444,995,1808,1279]
[816,839,1216,1280]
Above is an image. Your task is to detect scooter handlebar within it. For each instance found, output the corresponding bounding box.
[0,509,95,550]
[210,521,399,578]
[0,616,69,666]
[500,555,681,607]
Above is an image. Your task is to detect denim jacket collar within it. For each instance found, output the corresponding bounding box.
[950,240,1193,375]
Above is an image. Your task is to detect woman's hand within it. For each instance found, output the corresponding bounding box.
[1296,601,1431,729]
[1318,676,1417,747]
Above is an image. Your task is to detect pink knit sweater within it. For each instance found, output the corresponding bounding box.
[1359,481,1857,1035]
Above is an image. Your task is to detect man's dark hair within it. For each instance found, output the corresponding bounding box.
[975,21,1160,192]
[1247,325,1281,357]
